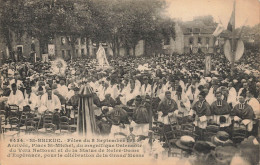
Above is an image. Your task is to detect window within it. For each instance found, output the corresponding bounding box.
[67,37,71,45]
[62,50,65,58]
[194,28,200,34]
[206,37,210,44]
[61,37,65,45]
[187,28,193,33]
[198,37,202,44]
[67,50,71,57]
[189,37,194,44]
[81,38,85,45]
[31,43,35,52]
[81,49,84,56]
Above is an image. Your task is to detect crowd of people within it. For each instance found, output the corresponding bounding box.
[0,50,259,164]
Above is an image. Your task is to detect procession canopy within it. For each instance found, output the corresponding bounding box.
[77,84,98,137]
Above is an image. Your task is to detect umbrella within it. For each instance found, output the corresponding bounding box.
[77,84,98,137]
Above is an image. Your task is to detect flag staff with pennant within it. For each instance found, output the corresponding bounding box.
[230,0,236,76]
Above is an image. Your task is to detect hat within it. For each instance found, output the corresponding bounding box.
[175,136,195,151]
[211,131,233,146]
[193,141,215,154]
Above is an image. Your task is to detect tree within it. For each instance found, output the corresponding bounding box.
[0,0,28,59]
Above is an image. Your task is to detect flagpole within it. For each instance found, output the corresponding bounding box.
[231,0,236,76]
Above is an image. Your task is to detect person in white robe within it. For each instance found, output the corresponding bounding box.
[23,86,38,111]
[105,81,119,100]
[186,83,200,105]
[227,82,238,108]
[39,86,61,113]
[140,76,151,96]
[57,79,68,98]
[123,79,141,105]
[173,86,191,117]
[7,83,24,110]
[246,89,260,119]
[66,83,75,100]
[153,79,166,100]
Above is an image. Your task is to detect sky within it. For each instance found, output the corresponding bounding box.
[164,0,260,28]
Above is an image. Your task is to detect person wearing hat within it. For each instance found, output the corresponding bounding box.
[211,131,233,147]
[210,91,232,132]
[231,89,255,132]
[140,76,151,96]
[189,91,211,140]
[175,135,195,158]
[40,85,61,113]
[157,91,178,124]
[190,141,216,165]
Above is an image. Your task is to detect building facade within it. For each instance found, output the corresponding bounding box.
[162,19,216,55]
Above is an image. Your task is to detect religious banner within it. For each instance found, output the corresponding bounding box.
[48,44,55,56]
[42,54,49,63]
[205,54,211,75]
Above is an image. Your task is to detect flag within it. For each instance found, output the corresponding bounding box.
[227,0,236,31]
[213,22,225,36]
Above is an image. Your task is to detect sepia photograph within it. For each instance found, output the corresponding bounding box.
[0,0,259,165]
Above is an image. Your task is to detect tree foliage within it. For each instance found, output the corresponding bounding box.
[0,0,174,57]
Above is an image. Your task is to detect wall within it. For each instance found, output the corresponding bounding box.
[9,32,40,59]
[184,34,215,53]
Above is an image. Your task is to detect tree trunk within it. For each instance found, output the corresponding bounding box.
[133,45,136,57]
[116,37,120,57]
[144,39,147,57]
[3,28,13,59]
[86,37,89,57]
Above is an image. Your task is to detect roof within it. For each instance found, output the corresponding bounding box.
[179,20,217,35]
